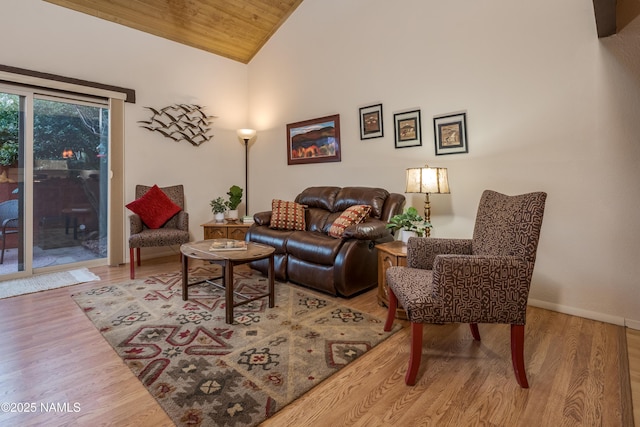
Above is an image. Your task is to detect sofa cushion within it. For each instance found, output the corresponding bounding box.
[270,199,305,230]
[245,225,292,253]
[126,184,181,229]
[295,186,341,211]
[286,231,344,265]
[328,205,371,238]
[305,207,332,233]
[333,187,389,219]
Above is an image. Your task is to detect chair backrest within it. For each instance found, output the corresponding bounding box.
[135,184,184,229]
[472,190,547,263]
[0,199,18,222]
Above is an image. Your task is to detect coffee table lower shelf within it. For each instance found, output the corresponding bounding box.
[180,239,275,324]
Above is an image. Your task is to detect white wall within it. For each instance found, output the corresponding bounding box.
[2,0,250,259]
[2,0,638,327]
[248,0,640,327]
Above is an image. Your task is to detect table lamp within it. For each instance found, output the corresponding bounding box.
[405,165,450,237]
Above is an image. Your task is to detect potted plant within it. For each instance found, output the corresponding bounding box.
[210,197,227,223]
[386,207,432,242]
[225,185,243,220]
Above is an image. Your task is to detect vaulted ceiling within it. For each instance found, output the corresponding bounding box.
[44,0,640,64]
[44,0,304,64]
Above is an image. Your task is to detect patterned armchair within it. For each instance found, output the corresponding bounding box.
[128,184,189,279]
[384,190,547,388]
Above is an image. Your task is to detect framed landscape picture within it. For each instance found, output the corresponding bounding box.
[287,114,341,165]
[394,109,422,148]
[434,112,468,155]
[359,103,383,139]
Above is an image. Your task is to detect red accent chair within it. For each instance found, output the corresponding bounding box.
[128,185,189,279]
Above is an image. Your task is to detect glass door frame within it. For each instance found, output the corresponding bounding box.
[0,83,111,279]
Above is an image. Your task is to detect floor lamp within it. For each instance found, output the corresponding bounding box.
[237,129,256,217]
[405,165,450,237]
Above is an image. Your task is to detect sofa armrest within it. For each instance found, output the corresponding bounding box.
[253,211,272,226]
[342,218,390,240]
[406,237,473,269]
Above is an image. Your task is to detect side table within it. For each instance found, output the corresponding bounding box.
[376,240,408,319]
[201,220,251,241]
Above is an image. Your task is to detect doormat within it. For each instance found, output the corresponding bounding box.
[0,268,100,299]
[71,266,401,427]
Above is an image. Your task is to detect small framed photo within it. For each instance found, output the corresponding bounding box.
[434,112,468,155]
[359,103,383,139]
[287,114,341,165]
[394,109,422,148]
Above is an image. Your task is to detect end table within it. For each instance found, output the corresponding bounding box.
[376,240,408,319]
[201,220,251,241]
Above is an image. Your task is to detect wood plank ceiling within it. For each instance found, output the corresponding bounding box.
[44,0,304,64]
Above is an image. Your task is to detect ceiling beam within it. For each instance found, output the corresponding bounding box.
[593,0,640,37]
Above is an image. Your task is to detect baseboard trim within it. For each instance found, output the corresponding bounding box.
[624,318,640,330]
[528,298,628,327]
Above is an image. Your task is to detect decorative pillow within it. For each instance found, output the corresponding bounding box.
[270,199,305,230]
[126,184,182,229]
[328,205,371,238]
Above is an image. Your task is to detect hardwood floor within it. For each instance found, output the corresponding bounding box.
[629,328,640,427]
[0,257,636,426]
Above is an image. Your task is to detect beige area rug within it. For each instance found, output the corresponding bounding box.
[71,267,401,427]
[0,268,100,299]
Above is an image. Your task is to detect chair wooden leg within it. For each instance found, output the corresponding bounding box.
[406,322,423,386]
[470,323,481,341]
[129,248,135,279]
[511,324,529,388]
[384,288,398,332]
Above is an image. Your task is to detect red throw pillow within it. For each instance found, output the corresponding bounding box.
[126,185,181,229]
[328,205,371,238]
[269,199,305,231]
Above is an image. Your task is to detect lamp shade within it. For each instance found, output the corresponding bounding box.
[237,128,256,140]
[405,166,450,194]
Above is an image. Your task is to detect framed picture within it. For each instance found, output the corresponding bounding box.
[394,109,422,148]
[434,112,468,155]
[359,103,383,139]
[287,114,341,165]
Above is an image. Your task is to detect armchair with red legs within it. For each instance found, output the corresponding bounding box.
[384,190,547,388]
[126,184,189,279]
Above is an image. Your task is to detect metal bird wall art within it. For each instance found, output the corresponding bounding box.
[138,104,216,146]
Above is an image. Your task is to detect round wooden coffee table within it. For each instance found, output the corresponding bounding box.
[180,239,275,324]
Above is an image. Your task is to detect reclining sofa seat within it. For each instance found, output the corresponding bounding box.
[246,186,405,297]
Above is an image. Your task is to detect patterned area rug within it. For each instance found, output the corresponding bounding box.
[72,266,401,427]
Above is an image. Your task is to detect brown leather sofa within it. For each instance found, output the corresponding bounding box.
[246,186,405,297]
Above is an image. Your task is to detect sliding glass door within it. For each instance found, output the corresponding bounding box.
[0,90,24,276]
[32,96,108,268]
[0,87,109,278]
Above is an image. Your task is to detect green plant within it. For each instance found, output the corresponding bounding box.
[0,141,18,167]
[226,185,243,210]
[386,206,432,237]
[210,197,227,214]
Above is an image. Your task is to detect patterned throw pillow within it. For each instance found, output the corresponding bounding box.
[270,199,306,230]
[125,184,181,229]
[328,205,371,238]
